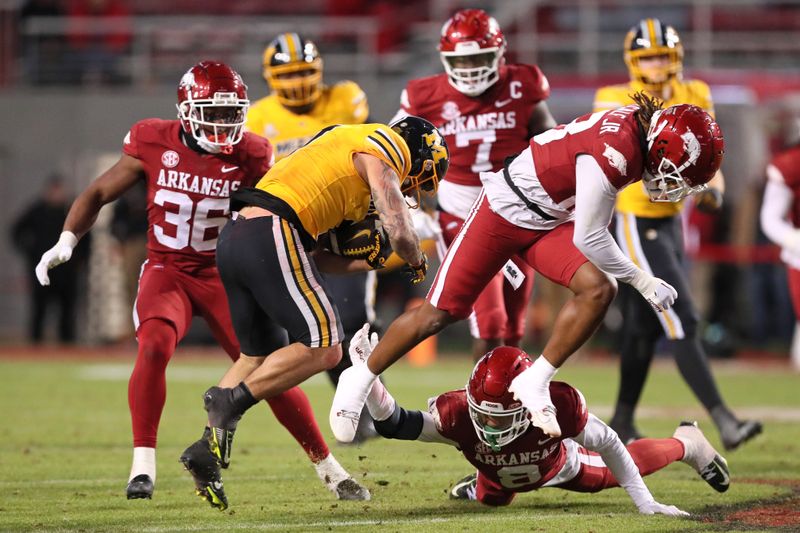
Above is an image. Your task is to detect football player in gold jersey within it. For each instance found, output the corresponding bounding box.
[180,116,449,509]
[247,33,378,439]
[593,18,760,450]
[247,32,369,160]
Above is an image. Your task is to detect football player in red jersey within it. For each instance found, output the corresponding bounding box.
[393,9,556,358]
[348,325,730,512]
[331,94,724,444]
[35,61,364,502]
[761,140,800,370]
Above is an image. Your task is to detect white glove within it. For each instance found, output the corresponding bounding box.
[782,228,800,256]
[637,500,690,517]
[349,323,379,365]
[35,231,78,286]
[410,209,441,241]
[630,270,678,312]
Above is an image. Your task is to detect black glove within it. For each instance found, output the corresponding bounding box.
[403,254,428,284]
[365,228,393,269]
[694,188,723,213]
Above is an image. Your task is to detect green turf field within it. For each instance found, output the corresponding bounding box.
[1,352,798,532]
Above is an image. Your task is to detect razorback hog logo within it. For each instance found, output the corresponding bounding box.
[602,143,628,177]
[680,128,701,166]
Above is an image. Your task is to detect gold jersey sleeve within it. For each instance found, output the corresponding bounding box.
[255,123,410,238]
[246,81,370,162]
[593,79,715,217]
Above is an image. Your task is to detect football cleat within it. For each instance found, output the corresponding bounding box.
[720,419,763,451]
[674,421,730,493]
[314,454,371,501]
[126,474,154,500]
[449,472,477,500]
[333,478,371,501]
[203,387,244,468]
[180,439,229,511]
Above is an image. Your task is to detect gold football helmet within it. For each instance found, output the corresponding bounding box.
[263,33,323,109]
[624,18,684,93]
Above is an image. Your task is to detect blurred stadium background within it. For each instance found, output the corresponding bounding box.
[1,0,800,362]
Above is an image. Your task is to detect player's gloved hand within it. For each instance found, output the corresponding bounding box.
[35,231,78,286]
[782,228,800,256]
[637,500,690,517]
[403,254,428,284]
[631,270,678,312]
[349,323,379,365]
[694,188,723,213]
[411,209,441,241]
[365,228,393,269]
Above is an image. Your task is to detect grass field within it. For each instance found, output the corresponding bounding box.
[1,349,798,532]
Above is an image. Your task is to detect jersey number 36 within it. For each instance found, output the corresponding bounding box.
[153,189,229,252]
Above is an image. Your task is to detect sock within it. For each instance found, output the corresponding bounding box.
[710,404,739,434]
[527,355,558,395]
[129,447,156,483]
[624,438,684,478]
[231,382,258,413]
[609,402,637,429]
[266,386,330,463]
[314,453,350,487]
[129,320,177,448]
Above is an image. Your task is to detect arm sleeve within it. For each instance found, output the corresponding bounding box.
[761,165,796,247]
[573,414,654,509]
[573,154,641,284]
[372,405,457,445]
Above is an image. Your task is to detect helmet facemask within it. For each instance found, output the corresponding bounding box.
[643,110,709,202]
[401,159,440,209]
[467,392,530,451]
[177,92,248,154]
[265,58,323,109]
[440,44,504,96]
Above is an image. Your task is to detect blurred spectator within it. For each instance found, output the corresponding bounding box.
[10,175,85,343]
[110,179,147,327]
[66,0,132,84]
[19,0,67,84]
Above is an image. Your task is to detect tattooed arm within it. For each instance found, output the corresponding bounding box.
[354,153,423,266]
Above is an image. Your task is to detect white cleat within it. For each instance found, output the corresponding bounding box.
[673,421,730,493]
[508,372,561,438]
[314,454,371,501]
[330,366,373,443]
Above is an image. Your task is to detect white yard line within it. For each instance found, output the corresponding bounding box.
[139,512,593,532]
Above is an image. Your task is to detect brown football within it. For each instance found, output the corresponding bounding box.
[320,215,390,260]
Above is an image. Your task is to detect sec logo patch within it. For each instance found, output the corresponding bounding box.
[161,150,180,168]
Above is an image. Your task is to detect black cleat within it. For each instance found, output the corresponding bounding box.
[449,472,477,500]
[180,439,228,511]
[203,387,243,468]
[721,419,763,451]
[126,474,153,500]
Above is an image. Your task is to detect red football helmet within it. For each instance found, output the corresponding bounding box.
[438,9,505,96]
[643,104,725,202]
[467,346,533,451]
[176,61,249,153]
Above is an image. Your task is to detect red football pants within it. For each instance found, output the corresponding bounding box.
[438,209,534,344]
[429,193,587,321]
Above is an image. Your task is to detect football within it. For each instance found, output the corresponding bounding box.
[320,215,391,260]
